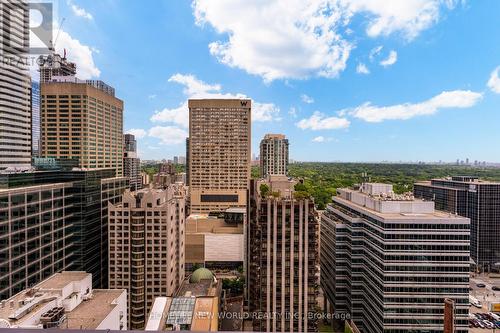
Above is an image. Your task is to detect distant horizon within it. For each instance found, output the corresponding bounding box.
[141,157,500,166]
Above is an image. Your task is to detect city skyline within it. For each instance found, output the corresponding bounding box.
[30,1,500,163]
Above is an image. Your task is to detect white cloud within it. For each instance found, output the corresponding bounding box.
[350,90,483,122]
[193,0,352,82]
[148,126,188,145]
[148,94,157,99]
[152,73,280,125]
[297,111,350,130]
[168,73,222,96]
[380,50,398,67]
[253,103,281,122]
[356,63,370,74]
[487,66,500,94]
[301,94,314,104]
[288,107,298,118]
[345,0,459,40]
[192,0,457,81]
[151,102,189,127]
[68,1,93,20]
[312,136,335,143]
[126,128,147,139]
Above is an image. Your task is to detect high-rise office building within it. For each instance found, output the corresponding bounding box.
[188,99,251,213]
[0,167,127,300]
[414,176,500,268]
[249,175,319,332]
[320,183,470,333]
[0,181,75,300]
[124,134,141,191]
[40,76,124,176]
[31,81,41,157]
[260,134,289,177]
[108,185,186,329]
[0,1,31,170]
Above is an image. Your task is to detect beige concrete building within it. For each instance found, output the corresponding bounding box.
[0,271,127,330]
[108,185,187,329]
[188,99,251,213]
[185,211,245,271]
[260,134,289,177]
[145,268,222,332]
[249,175,319,332]
[40,77,124,176]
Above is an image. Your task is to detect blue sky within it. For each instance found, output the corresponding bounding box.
[37,0,500,162]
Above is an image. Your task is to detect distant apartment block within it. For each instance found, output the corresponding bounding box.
[260,134,289,177]
[108,185,186,329]
[414,176,500,268]
[124,134,141,191]
[0,1,31,170]
[0,271,127,330]
[188,99,251,213]
[40,76,124,176]
[320,183,470,333]
[249,175,319,332]
[145,268,222,331]
[185,209,246,272]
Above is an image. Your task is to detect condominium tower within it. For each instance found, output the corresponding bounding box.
[108,185,186,329]
[414,176,500,268]
[40,76,124,175]
[249,175,319,332]
[124,134,141,191]
[0,1,31,169]
[260,134,289,177]
[320,183,470,333]
[188,99,251,213]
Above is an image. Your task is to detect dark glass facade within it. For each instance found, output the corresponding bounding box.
[414,177,500,267]
[0,169,127,300]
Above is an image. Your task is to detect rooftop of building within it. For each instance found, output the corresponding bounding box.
[416,176,500,186]
[0,181,72,194]
[65,289,124,329]
[36,271,89,290]
[177,269,219,298]
[335,183,469,220]
[262,134,287,140]
[188,98,251,108]
[145,270,221,331]
[0,272,125,329]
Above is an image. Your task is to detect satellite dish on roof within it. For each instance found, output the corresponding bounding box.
[0,319,11,328]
